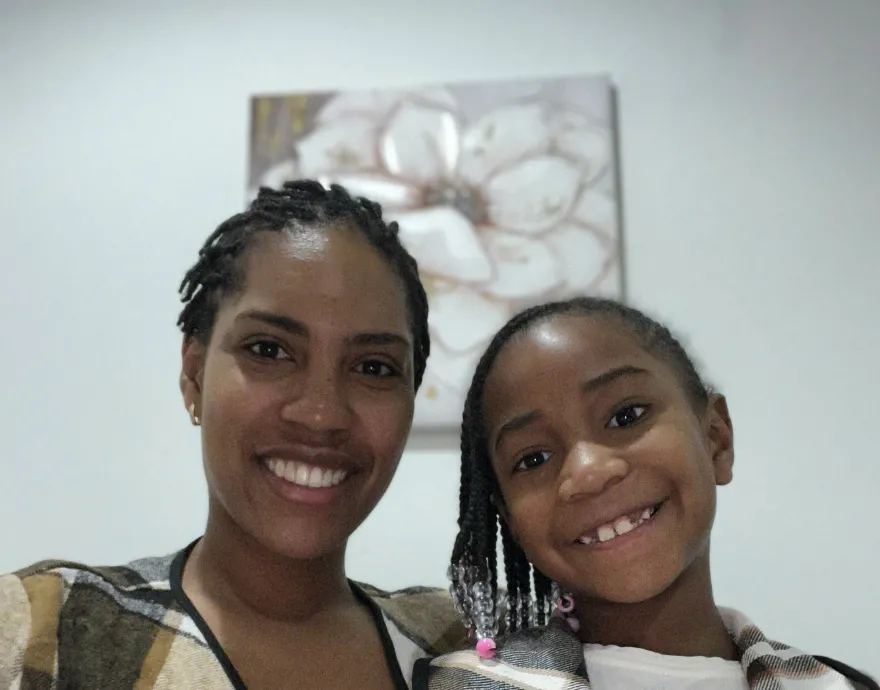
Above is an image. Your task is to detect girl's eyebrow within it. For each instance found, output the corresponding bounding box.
[581,364,650,392]
[492,365,651,451]
[493,410,542,452]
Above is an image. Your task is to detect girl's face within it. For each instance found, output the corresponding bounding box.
[482,315,734,605]
[181,227,416,560]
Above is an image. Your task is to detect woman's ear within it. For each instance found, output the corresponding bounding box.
[180,337,206,420]
[706,394,735,486]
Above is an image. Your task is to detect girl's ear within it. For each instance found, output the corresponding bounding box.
[706,394,735,486]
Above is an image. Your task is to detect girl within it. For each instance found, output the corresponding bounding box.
[0,181,464,689]
[415,297,876,689]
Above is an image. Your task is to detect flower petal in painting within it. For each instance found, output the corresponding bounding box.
[391,207,492,284]
[458,102,551,185]
[296,116,378,177]
[485,156,582,234]
[592,261,622,298]
[316,87,458,124]
[380,104,459,183]
[428,286,510,354]
[482,231,563,300]
[571,188,617,238]
[550,110,610,185]
[315,90,403,124]
[318,173,420,210]
[405,87,459,112]
[543,222,613,293]
[258,159,300,190]
[413,366,464,429]
[420,343,482,397]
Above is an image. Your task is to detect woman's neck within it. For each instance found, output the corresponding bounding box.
[184,503,354,624]
[575,551,738,661]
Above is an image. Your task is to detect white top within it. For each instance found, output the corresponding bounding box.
[584,642,749,690]
[383,612,430,688]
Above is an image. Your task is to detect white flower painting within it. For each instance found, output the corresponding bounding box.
[248,75,622,429]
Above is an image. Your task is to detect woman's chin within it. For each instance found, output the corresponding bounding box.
[239,518,351,562]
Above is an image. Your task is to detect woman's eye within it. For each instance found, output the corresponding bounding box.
[514,451,552,473]
[247,341,291,361]
[607,404,648,429]
[356,360,398,378]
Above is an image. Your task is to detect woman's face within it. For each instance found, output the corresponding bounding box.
[181,226,415,560]
[483,315,734,605]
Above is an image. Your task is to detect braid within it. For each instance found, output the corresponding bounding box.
[515,553,532,629]
[452,296,710,635]
[500,522,521,632]
[177,180,430,390]
[533,568,553,626]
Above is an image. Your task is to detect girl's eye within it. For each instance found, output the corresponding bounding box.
[514,451,552,473]
[356,360,399,378]
[247,341,291,361]
[607,404,648,429]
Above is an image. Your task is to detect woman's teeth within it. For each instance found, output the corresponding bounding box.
[577,503,661,546]
[264,458,348,489]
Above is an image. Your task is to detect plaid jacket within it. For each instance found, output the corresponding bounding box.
[414,611,878,690]
[0,547,467,689]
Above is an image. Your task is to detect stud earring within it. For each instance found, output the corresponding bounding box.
[188,403,201,426]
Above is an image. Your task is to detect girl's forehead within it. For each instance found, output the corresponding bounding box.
[481,316,675,423]
[494,316,646,379]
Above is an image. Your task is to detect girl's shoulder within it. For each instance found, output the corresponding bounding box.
[412,618,586,690]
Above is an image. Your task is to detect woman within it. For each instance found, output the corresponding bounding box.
[0,181,464,689]
[415,297,876,689]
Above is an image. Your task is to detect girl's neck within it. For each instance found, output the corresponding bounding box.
[184,502,354,624]
[575,551,738,661]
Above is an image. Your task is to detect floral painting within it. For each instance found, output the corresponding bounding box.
[248,75,622,428]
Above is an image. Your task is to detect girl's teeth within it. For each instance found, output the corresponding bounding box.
[597,526,616,542]
[614,517,634,535]
[578,503,662,546]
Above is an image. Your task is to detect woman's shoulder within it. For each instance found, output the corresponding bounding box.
[2,552,181,629]
[5,551,179,604]
[356,581,469,656]
[1,552,184,687]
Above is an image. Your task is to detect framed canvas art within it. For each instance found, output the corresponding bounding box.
[248,74,622,429]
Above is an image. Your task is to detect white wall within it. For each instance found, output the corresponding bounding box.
[1,0,878,674]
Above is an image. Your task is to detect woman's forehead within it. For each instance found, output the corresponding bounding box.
[222,229,410,336]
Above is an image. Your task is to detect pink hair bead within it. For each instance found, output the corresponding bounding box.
[475,637,497,659]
